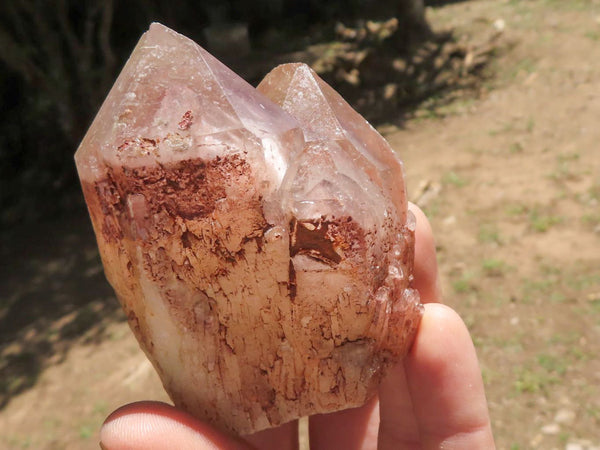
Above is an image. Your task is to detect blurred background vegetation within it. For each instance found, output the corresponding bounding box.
[0,0,481,229]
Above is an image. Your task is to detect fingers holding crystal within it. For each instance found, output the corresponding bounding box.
[403,303,494,448]
[100,401,250,450]
[408,202,441,304]
[243,421,300,450]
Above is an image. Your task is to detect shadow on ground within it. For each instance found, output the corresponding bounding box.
[227,19,498,128]
[0,210,124,409]
[425,0,470,5]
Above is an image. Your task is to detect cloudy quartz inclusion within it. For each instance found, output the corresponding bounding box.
[75,23,422,434]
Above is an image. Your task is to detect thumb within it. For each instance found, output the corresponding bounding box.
[100,401,251,450]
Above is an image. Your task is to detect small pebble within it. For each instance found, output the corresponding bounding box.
[565,439,600,450]
[554,408,576,425]
[541,423,560,435]
[530,433,543,447]
[442,215,456,226]
[566,444,583,450]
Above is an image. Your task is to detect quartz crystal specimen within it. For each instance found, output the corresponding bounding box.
[75,23,422,435]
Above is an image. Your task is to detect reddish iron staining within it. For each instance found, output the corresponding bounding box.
[181,230,193,249]
[290,217,340,265]
[289,216,364,266]
[127,309,140,332]
[127,308,153,351]
[117,137,158,156]
[90,155,251,242]
[288,260,297,301]
[82,173,123,242]
[401,228,416,268]
[178,110,193,130]
[327,217,366,260]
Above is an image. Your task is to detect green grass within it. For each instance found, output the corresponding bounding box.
[544,0,600,11]
[526,116,535,133]
[540,263,561,276]
[549,331,581,345]
[478,224,503,244]
[420,198,441,219]
[452,272,476,293]
[488,121,517,136]
[559,431,571,443]
[537,353,567,375]
[492,116,534,137]
[549,291,567,303]
[509,142,524,154]
[481,258,508,277]
[549,152,581,183]
[442,171,468,188]
[521,278,555,303]
[3,436,32,449]
[93,401,108,416]
[79,425,93,439]
[505,202,527,217]
[509,58,537,79]
[517,261,598,306]
[513,365,559,394]
[549,165,577,183]
[528,208,563,232]
[582,212,600,228]
[488,334,524,353]
[437,98,477,116]
[567,272,600,291]
[588,406,600,421]
[570,346,592,361]
[589,183,600,202]
[557,152,581,163]
[481,290,512,307]
[416,96,478,119]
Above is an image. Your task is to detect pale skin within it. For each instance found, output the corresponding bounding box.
[100,204,496,449]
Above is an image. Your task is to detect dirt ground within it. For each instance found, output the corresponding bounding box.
[1,1,599,449]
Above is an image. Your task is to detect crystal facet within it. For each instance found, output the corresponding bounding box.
[75,23,422,435]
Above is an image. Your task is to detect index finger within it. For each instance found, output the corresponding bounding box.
[404,303,495,449]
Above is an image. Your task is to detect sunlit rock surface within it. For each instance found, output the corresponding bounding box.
[75,23,422,435]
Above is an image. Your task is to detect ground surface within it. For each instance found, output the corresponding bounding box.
[1,1,599,449]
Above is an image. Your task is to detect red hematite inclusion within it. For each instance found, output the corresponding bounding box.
[75,22,422,435]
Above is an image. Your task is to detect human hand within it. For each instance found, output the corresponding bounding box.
[99,204,495,449]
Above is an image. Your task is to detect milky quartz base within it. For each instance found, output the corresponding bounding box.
[75,23,422,434]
